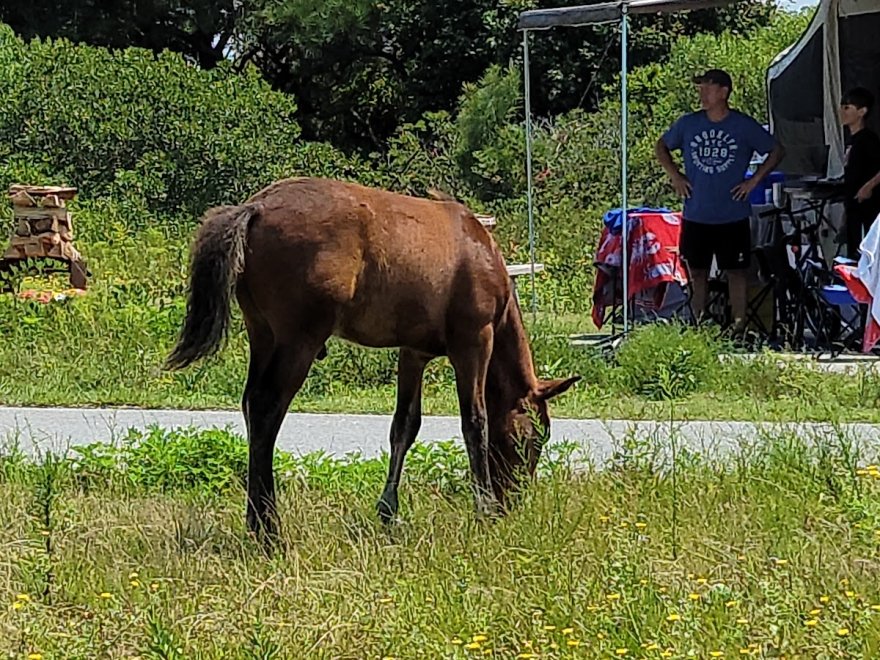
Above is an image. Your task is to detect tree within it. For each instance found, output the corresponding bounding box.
[1,0,778,153]
[0,0,237,69]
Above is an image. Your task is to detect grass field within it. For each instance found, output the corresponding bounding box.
[3,427,880,658]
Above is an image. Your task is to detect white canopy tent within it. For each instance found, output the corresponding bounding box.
[516,0,745,329]
[767,0,880,179]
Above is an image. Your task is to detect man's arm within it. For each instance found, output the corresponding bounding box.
[856,140,880,202]
[731,141,786,201]
[751,142,786,184]
[655,138,692,198]
[856,169,880,202]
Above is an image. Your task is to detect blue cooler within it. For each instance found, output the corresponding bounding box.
[745,169,785,206]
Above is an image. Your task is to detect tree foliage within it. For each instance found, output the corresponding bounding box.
[0,24,366,221]
[1,0,778,153]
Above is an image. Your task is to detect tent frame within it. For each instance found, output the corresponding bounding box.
[517,0,744,331]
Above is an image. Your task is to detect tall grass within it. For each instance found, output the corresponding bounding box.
[2,426,880,657]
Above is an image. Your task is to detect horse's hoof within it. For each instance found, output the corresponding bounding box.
[376,497,397,525]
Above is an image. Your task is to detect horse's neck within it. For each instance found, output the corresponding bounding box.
[488,297,537,404]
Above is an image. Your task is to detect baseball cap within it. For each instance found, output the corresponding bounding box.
[692,68,733,92]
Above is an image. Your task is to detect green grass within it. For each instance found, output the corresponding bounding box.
[4,227,880,423]
[2,427,880,658]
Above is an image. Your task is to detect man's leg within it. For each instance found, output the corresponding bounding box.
[688,268,710,322]
[727,269,748,328]
[846,210,862,260]
[679,219,713,323]
[717,218,753,332]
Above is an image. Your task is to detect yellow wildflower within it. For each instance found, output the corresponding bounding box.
[688,593,701,601]
[465,642,481,650]
[606,593,621,601]
[725,600,739,608]
[516,654,536,660]
[451,638,463,645]
[561,627,574,635]
[666,613,681,622]
[378,597,393,604]
[635,522,647,529]
[543,625,556,631]
[838,628,850,636]
[804,619,818,627]
[566,640,580,647]
[472,635,488,643]
[661,652,673,658]
[27,654,42,660]
[645,643,659,650]
[696,577,708,585]
[870,604,880,612]
[820,595,831,604]
[16,594,30,602]
[710,653,723,658]
[615,649,628,656]
[736,618,748,625]
[12,602,24,611]
[99,592,112,600]
[130,580,141,588]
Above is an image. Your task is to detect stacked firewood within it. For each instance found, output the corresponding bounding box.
[1,185,88,288]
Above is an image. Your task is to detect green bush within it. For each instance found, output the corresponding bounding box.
[0,23,366,221]
[613,323,722,400]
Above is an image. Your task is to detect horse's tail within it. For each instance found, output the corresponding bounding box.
[164,202,261,370]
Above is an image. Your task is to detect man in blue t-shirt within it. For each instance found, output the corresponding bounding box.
[655,68,785,332]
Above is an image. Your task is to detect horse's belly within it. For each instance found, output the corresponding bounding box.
[334,291,446,353]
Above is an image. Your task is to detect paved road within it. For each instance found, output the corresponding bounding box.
[4,406,880,467]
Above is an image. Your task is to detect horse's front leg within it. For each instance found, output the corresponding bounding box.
[377,349,433,523]
[449,324,500,519]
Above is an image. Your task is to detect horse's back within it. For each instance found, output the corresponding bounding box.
[240,177,510,351]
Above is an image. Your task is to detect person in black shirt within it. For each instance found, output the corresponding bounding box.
[840,87,880,259]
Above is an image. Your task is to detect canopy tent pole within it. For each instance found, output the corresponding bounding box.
[523,29,538,319]
[515,0,743,331]
[620,5,630,333]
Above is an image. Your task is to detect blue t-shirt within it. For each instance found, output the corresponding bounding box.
[662,110,777,224]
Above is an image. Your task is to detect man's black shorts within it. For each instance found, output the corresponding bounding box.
[679,217,751,271]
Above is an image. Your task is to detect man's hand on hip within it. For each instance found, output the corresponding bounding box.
[670,172,692,198]
[731,178,758,201]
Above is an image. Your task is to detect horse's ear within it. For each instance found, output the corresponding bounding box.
[535,376,581,401]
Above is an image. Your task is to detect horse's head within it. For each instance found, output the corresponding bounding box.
[489,376,581,505]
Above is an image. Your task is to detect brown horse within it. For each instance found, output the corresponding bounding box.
[165,176,579,538]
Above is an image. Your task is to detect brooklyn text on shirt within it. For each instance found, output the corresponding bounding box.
[689,128,739,175]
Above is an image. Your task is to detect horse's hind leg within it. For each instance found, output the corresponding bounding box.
[243,331,326,541]
[377,349,433,523]
[448,323,500,519]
